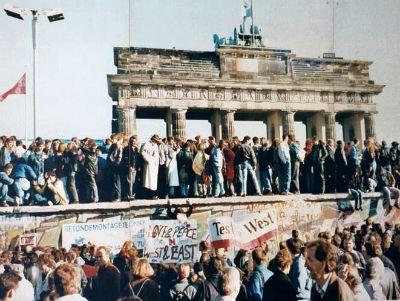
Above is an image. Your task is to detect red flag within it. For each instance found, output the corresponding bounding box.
[0,73,26,102]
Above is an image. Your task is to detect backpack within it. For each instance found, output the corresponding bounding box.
[127,279,146,301]
[193,280,219,301]
[172,284,190,301]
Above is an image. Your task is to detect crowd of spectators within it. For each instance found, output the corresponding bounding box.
[1,134,400,212]
[0,219,399,300]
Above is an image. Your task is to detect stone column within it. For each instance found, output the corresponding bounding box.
[343,113,364,142]
[116,106,137,137]
[266,111,282,140]
[306,112,325,141]
[170,108,187,140]
[221,110,235,140]
[210,110,222,141]
[281,110,295,137]
[325,112,336,141]
[364,112,377,139]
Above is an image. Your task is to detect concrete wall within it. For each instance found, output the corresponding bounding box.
[1,193,398,252]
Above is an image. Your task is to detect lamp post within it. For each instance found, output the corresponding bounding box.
[4,4,64,139]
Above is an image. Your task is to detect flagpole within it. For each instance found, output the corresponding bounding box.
[251,0,254,46]
[24,69,28,145]
[32,10,38,140]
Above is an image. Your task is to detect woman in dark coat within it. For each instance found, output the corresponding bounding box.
[121,258,160,301]
[334,140,348,192]
[223,141,236,196]
[262,249,297,301]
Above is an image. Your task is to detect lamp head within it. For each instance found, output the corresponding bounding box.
[4,4,25,20]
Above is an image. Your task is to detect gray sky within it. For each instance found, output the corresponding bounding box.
[0,0,399,143]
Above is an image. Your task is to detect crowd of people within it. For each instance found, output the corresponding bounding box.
[0,218,399,300]
[1,134,400,211]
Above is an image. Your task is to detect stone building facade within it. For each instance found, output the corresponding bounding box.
[107,45,384,142]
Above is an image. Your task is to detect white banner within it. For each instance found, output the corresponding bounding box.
[234,208,278,249]
[62,218,148,255]
[208,216,235,248]
[144,219,198,263]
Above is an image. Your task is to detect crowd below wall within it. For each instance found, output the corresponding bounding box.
[0,133,400,213]
[0,217,400,300]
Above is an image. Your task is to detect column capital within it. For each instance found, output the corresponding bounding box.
[281,109,296,114]
[220,109,236,114]
[364,111,378,116]
[170,107,188,113]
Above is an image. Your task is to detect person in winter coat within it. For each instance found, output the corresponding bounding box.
[177,141,194,197]
[248,247,273,301]
[106,133,124,202]
[140,134,161,200]
[93,246,121,301]
[334,141,348,193]
[11,158,37,206]
[0,163,14,207]
[27,141,46,185]
[209,139,225,198]
[64,142,80,204]
[122,135,140,200]
[121,258,160,301]
[192,142,209,198]
[262,249,297,301]
[223,141,236,197]
[81,139,98,203]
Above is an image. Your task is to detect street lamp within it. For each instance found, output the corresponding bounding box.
[4,4,64,139]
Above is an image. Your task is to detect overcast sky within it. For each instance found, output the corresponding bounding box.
[0,0,399,143]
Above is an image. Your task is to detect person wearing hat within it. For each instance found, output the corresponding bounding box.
[390,141,400,172]
[0,164,14,207]
[378,140,391,173]
[140,134,161,199]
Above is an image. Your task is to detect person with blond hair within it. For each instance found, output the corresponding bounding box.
[53,263,87,301]
[211,267,240,301]
[121,258,160,301]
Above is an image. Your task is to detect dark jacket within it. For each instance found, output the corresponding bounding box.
[107,143,123,169]
[82,147,98,176]
[122,277,160,301]
[27,151,45,178]
[310,273,354,301]
[237,143,257,167]
[385,246,400,281]
[93,263,121,301]
[262,270,297,301]
[258,147,272,171]
[63,151,79,175]
[192,279,220,301]
[122,145,139,170]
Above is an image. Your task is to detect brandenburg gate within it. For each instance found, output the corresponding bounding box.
[107,12,383,142]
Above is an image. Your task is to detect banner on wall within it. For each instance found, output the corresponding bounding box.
[62,218,148,254]
[144,219,198,263]
[234,208,278,249]
[19,233,38,247]
[208,216,235,249]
